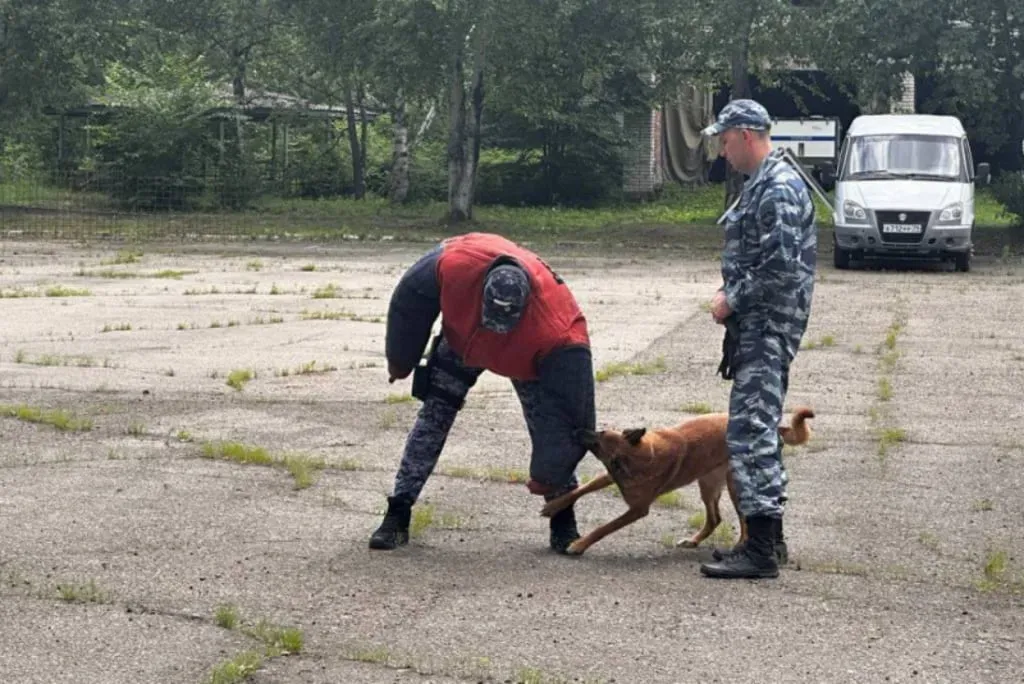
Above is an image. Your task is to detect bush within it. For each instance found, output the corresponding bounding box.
[990,173,1024,225]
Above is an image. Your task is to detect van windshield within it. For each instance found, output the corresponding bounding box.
[841,134,963,181]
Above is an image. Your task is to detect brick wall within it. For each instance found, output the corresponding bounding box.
[621,108,664,197]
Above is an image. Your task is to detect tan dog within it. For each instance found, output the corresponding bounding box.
[540,407,815,556]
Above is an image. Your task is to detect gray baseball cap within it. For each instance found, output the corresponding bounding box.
[702,99,772,136]
[481,263,530,334]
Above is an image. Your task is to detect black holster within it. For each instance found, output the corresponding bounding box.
[716,317,741,381]
[410,334,469,410]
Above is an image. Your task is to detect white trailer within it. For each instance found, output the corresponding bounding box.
[769,117,841,187]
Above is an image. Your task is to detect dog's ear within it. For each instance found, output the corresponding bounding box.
[623,428,646,446]
[573,428,600,449]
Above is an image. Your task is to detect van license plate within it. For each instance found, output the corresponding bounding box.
[882,223,923,234]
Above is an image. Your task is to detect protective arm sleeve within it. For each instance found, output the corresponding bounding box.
[385,248,442,377]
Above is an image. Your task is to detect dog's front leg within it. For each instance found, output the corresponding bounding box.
[565,506,650,556]
[539,472,614,518]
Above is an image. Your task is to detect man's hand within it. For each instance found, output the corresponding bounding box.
[388,360,411,384]
[710,290,732,324]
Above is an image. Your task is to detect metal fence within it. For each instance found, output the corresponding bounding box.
[0,169,429,243]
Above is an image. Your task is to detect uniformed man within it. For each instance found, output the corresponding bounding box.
[698,99,818,579]
[369,232,595,554]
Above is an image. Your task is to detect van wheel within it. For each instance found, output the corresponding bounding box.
[833,244,851,270]
[954,251,970,272]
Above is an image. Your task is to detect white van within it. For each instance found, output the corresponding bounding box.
[823,114,989,272]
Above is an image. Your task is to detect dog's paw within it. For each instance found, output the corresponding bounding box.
[564,540,586,556]
[675,538,699,548]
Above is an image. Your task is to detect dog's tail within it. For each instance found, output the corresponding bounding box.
[779,406,815,446]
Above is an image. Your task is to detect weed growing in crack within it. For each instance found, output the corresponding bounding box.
[871,308,908,463]
[207,651,263,684]
[0,404,93,431]
[378,408,397,429]
[595,356,666,382]
[56,578,108,603]
[45,285,91,297]
[206,605,304,684]
[344,645,392,664]
[226,369,255,391]
[215,604,240,630]
[102,249,143,265]
[802,334,837,350]
[152,269,196,279]
[975,549,1016,593]
[876,427,907,459]
[200,441,326,490]
[917,531,941,551]
[877,376,893,401]
[311,283,339,299]
[439,465,529,484]
[654,491,687,509]
[243,620,304,656]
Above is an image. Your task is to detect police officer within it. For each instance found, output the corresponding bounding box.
[369,232,596,554]
[698,100,818,579]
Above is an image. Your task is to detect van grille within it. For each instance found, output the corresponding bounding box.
[875,210,930,244]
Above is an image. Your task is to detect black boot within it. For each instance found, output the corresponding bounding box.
[774,517,788,565]
[368,496,412,550]
[699,515,779,579]
[711,517,788,564]
[711,540,746,562]
[549,505,580,554]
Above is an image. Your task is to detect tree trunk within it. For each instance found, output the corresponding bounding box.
[232,58,247,163]
[358,84,369,185]
[389,91,410,204]
[724,4,757,210]
[411,101,437,151]
[447,28,486,223]
[345,86,366,200]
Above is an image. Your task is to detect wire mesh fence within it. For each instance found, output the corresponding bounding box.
[0,169,423,243]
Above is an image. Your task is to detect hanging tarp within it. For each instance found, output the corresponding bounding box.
[662,84,719,184]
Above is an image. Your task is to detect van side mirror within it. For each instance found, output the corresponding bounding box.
[975,162,990,186]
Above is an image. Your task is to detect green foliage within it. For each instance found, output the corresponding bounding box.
[2,0,1022,216]
[990,174,1024,226]
[87,54,221,209]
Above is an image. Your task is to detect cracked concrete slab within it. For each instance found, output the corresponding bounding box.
[1,239,1023,683]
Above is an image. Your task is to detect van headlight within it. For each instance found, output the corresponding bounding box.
[937,202,964,224]
[842,200,868,223]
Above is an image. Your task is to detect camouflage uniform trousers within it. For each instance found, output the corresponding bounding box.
[726,330,796,519]
[391,336,595,504]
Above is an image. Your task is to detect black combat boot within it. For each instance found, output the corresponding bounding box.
[711,540,746,562]
[711,516,788,564]
[774,516,788,565]
[549,505,580,554]
[699,515,779,579]
[368,496,412,550]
